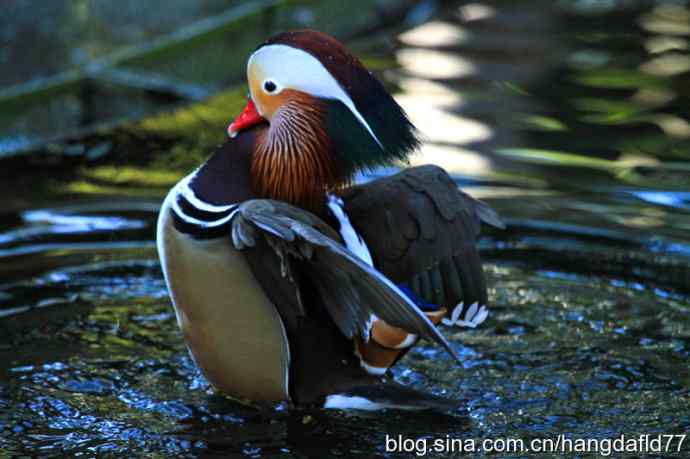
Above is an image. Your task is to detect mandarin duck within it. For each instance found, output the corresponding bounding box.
[157,30,503,409]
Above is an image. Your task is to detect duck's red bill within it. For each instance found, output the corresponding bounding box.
[227,98,265,138]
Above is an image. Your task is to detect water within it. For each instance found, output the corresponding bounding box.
[2,0,690,457]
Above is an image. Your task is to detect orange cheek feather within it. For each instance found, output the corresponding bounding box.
[227,77,289,137]
[248,76,290,119]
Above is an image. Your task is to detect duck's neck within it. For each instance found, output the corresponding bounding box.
[250,98,346,215]
[190,129,258,205]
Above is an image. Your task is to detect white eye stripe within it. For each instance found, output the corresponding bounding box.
[249,44,383,149]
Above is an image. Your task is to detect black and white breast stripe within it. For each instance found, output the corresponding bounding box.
[170,173,239,239]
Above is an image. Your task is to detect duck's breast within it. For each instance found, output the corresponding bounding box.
[157,190,290,401]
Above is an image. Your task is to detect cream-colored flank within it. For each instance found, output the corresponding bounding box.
[157,190,290,401]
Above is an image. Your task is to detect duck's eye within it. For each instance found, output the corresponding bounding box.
[263,80,277,93]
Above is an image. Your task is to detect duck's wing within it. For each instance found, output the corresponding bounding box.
[340,165,504,321]
[229,199,461,363]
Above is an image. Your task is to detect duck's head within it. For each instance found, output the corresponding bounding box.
[228,30,419,210]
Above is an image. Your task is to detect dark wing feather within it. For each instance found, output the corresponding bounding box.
[341,165,503,317]
[229,199,461,362]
